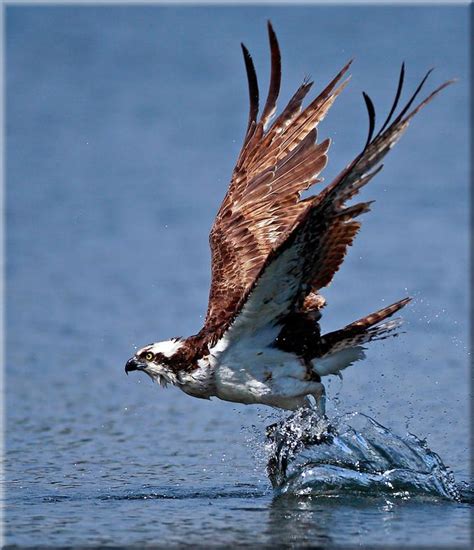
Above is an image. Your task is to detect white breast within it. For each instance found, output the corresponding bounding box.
[178,357,214,400]
[210,326,311,406]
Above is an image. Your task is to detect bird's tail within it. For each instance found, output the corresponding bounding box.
[312,297,410,376]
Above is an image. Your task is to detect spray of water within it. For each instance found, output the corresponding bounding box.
[266,408,469,502]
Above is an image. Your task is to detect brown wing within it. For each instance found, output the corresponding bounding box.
[204,22,351,335]
[206,67,454,346]
[301,68,455,298]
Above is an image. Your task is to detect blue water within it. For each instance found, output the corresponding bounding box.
[5,5,470,547]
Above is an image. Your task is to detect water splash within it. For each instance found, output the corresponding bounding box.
[266,408,467,501]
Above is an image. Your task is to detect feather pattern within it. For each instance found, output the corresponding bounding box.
[204,47,453,344]
[205,22,351,337]
[318,298,411,357]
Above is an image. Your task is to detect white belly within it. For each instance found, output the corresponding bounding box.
[212,336,321,410]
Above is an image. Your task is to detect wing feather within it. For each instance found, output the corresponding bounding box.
[208,68,453,343]
[240,43,259,145]
[202,24,453,345]
[302,75,455,295]
[260,21,281,128]
[204,23,349,334]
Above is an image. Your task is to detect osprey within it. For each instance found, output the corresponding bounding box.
[125,23,452,412]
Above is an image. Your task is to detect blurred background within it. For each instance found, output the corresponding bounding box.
[5,4,470,547]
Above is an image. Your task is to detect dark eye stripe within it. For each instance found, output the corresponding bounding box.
[154,352,168,364]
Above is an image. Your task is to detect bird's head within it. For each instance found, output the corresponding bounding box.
[125,338,184,387]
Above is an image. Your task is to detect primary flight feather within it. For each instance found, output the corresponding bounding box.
[125,22,453,412]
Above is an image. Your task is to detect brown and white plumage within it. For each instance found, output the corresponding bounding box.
[125,23,453,412]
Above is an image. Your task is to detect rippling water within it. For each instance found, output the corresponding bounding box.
[5,5,470,547]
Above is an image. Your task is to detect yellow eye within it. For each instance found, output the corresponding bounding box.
[145,352,154,361]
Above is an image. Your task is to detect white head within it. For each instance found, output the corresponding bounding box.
[125,338,184,387]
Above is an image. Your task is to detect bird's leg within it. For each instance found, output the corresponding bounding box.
[304,384,326,417]
[315,385,326,416]
[301,358,326,416]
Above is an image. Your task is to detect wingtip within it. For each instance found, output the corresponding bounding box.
[240,38,260,143]
[337,60,354,87]
[444,77,459,86]
[362,91,376,151]
[240,42,252,59]
[432,78,458,93]
[260,18,281,126]
[267,20,279,52]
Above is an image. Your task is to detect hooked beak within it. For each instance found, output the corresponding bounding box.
[125,357,146,375]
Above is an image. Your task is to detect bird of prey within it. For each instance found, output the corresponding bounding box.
[125,23,452,413]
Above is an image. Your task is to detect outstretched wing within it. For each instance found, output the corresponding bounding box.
[204,22,351,336]
[215,66,454,345]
